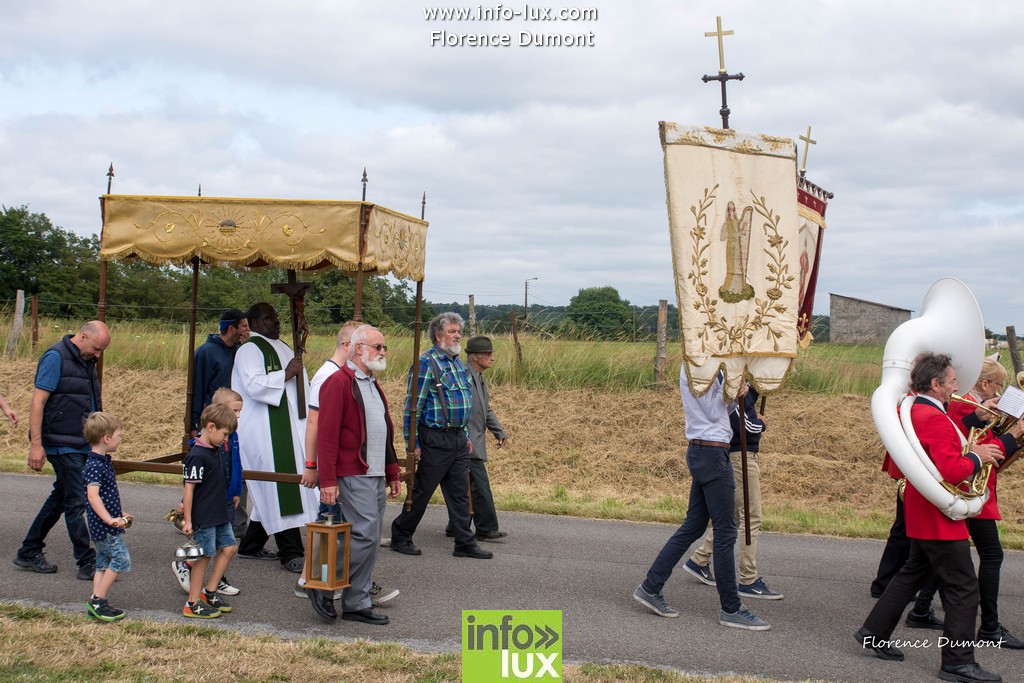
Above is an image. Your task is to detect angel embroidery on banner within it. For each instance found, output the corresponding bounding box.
[718,200,754,303]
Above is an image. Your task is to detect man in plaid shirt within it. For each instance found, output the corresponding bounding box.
[390,312,493,560]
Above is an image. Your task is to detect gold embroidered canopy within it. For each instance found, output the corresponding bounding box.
[99,195,428,281]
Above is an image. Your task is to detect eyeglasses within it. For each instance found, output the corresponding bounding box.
[360,343,387,353]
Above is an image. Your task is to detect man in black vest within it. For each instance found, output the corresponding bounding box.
[13,320,110,579]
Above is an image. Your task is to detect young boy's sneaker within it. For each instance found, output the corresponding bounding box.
[738,577,783,600]
[171,560,191,593]
[201,589,232,613]
[370,581,400,606]
[183,600,220,619]
[683,559,716,586]
[719,607,770,631]
[87,597,126,622]
[632,584,679,618]
[217,576,240,596]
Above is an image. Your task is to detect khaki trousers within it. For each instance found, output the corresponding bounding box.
[690,451,761,585]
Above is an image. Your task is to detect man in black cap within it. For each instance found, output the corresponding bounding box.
[190,308,249,435]
[459,335,508,541]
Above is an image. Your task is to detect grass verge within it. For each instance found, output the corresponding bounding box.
[0,603,825,683]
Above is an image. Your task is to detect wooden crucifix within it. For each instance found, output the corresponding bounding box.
[701,15,745,130]
[271,270,311,419]
[799,125,817,177]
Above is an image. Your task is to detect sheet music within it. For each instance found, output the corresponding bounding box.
[996,385,1024,419]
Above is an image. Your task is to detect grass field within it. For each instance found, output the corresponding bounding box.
[0,317,885,394]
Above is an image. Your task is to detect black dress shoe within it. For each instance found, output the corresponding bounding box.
[342,608,389,625]
[453,545,493,559]
[856,627,905,661]
[939,663,1002,683]
[906,608,944,630]
[977,624,1024,649]
[307,589,337,620]
[390,541,422,556]
[476,530,508,542]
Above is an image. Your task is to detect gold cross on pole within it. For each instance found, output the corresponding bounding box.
[705,16,734,74]
[799,125,817,175]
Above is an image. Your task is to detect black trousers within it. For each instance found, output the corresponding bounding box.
[871,492,911,597]
[391,425,475,551]
[238,521,304,565]
[913,517,1003,633]
[863,539,979,667]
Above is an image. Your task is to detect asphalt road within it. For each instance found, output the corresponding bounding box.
[2,473,1022,682]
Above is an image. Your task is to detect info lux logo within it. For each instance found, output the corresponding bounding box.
[462,610,562,681]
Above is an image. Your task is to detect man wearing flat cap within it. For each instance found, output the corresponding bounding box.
[463,335,509,541]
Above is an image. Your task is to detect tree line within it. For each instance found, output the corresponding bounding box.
[2,205,829,341]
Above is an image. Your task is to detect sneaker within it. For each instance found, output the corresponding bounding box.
[201,589,232,613]
[171,560,191,593]
[216,576,239,596]
[281,557,304,573]
[76,564,96,581]
[86,597,125,622]
[633,584,679,618]
[719,607,770,631]
[738,577,783,600]
[370,581,400,605]
[237,548,278,561]
[183,600,220,619]
[683,559,716,586]
[13,553,58,574]
[294,581,341,601]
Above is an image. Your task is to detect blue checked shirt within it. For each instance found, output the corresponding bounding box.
[404,345,473,444]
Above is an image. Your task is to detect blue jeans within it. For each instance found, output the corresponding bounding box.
[643,444,740,613]
[192,523,237,556]
[17,452,96,569]
[93,534,131,573]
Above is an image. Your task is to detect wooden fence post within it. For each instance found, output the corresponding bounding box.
[4,290,25,359]
[655,299,668,385]
[31,296,39,352]
[468,295,476,336]
[1007,326,1023,378]
[509,310,522,364]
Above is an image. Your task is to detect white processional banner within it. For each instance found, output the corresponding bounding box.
[661,122,800,400]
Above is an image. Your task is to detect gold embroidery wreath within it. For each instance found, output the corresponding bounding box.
[687,185,794,354]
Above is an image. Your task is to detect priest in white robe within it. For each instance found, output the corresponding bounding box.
[231,302,318,572]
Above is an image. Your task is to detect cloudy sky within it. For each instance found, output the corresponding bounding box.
[2,1,1023,330]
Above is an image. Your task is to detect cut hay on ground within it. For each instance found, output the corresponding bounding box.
[2,358,1021,541]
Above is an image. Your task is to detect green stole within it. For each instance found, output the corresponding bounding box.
[246,336,303,517]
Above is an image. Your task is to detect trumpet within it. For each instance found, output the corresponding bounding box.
[946,394,1024,500]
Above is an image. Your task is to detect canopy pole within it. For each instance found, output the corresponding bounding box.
[97,164,114,385]
[182,257,200,451]
[354,168,369,321]
[403,191,427,511]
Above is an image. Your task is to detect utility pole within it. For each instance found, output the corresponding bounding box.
[524,277,538,322]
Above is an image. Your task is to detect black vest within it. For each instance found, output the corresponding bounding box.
[40,335,102,451]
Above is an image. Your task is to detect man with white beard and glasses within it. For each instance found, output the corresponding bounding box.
[390,312,493,560]
[314,325,402,624]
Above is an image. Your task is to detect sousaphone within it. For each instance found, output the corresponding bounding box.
[870,278,987,520]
